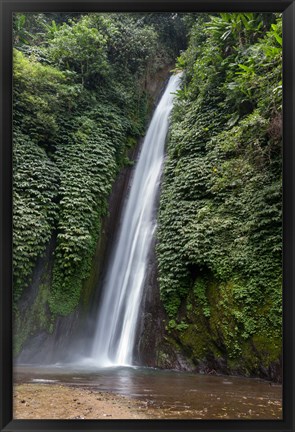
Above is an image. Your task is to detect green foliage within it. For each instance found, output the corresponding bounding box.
[13,49,65,148]
[13,131,60,302]
[193,278,211,317]
[168,320,189,332]
[205,13,265,47]
[13,12,186,321]
[137,13,188,60]
[47,16,110,88]
[99,13,159,75]
[49,129,116,315]
[157,13,282,372]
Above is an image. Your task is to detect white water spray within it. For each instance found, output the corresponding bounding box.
[90,74,181,367]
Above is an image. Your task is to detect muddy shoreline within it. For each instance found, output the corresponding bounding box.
[14,383,150,420]
[14,381,282,420]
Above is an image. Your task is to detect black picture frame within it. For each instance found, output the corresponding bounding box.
[1,1,294,431]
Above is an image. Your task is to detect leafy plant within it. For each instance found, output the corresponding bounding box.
[157,12,282,374]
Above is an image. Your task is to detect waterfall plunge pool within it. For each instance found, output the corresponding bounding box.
[14,364,282,419]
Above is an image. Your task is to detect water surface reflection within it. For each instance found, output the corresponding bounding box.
[14,364,282,419]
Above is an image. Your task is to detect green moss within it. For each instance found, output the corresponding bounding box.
[180,325,210,360]
[14,281,54,355]
[161,274,281,376]
[175,281,221,361]
[252,334,281,364]
[156,350,171,369]
[156,336,189,369]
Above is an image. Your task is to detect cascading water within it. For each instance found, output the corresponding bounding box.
[90,74,182,367]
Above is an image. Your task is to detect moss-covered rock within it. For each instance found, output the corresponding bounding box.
[155,13,282,382]
[153,275,281,381]
[14,243,55,356]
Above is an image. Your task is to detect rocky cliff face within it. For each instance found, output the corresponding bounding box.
[135,267,282,383]
[134,241,195,372]
[136,264,282,383]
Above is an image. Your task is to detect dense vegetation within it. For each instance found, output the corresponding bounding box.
[157,13,282,378]
[13,11,282,379]
[13,12,186,350]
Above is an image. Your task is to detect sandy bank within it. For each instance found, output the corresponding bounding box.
[14,383,149,419]
[14,381,282,420]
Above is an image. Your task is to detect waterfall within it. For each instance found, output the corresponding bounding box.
[90,73,182,367]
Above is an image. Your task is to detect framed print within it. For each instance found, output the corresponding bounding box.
[1,0,294,431]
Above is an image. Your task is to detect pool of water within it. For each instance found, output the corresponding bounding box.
[14,364,282,419]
